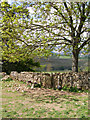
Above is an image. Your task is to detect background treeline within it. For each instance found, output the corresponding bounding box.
[37,55,88,72]
[2,54,88,74]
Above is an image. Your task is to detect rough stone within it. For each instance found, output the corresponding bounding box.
[1,75,10,80]
[9,71,89,90]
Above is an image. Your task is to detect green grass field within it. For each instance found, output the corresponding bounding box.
[1,78,88,118]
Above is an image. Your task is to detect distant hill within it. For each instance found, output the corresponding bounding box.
[36,55,88,72]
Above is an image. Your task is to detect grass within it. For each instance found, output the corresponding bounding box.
[2,79,88,118]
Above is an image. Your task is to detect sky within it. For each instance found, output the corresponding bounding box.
[1,0,12,4]
[1,0,34,13]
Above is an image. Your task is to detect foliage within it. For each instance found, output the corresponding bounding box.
[25,1,89,72]
[69,86,79,92]
[0,1,90,72]
[34,83,42,88]
[62,85,88,93]
[0,1,34,62]
[0,1,41,73]
[2,58,40,74]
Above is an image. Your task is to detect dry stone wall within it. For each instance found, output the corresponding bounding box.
[8,71,89,90]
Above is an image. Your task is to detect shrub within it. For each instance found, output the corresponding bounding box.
[2,58,40,74]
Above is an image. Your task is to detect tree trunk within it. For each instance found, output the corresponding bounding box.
[72,50,79,72]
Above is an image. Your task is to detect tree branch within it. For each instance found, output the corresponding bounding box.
[22,23,72,44]
[46,38,71,42]
[49,3,70,26]
[77,2,81,13]
[86,2,90,16]
[78,38,90,51]
[44,42,71,46]
[63,2,73,28]
[77,3,86,33]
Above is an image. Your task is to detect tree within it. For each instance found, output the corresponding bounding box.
[0,2,28,62]
[0,2,40,72]
[23,1,89,72]
[0,1,33,62]
[1,1,90,72]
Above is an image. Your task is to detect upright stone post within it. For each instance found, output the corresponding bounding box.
[51,73,56,89]
[58,75,60,86]
[51,73,53,89]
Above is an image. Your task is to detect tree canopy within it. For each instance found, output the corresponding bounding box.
[0,1,90,72]
[0,1,40,73]
[25,2,90,72]
[0,1,33,62]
